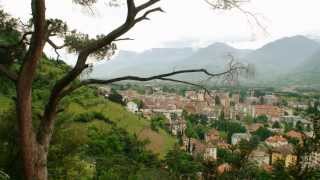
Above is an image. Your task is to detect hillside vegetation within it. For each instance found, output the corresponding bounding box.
[0,58,176,156]
[0,58,176,179]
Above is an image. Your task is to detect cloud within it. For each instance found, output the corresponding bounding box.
[2,0,320,52]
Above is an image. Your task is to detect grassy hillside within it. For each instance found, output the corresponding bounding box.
[64,98,176,157]
[0,58,176,157]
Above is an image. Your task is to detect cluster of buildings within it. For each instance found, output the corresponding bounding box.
[182,129,230,161]
[185,129,319,173]
[99,86,319,172]
[118,87,308,128]
[116,87,316,135]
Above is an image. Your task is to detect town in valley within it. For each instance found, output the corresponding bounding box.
[99,83,320,175]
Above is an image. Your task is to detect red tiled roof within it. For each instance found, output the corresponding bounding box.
[266,135,287,143]
[287,130,305,139]
[272,144,295,155]
[217,163,232,174]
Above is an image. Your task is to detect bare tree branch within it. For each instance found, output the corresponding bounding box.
[47,38,67,61]
[114,37,135,41]
[204,0,267,34]
[82,68,242,84]
[136,0,160,12]
[60,63,247,99]
[47,39,66,49]
[42,0,164,126]
[134,7,164,23]
[230,2,268,34]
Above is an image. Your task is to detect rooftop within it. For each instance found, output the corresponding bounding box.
[265,135,288,144]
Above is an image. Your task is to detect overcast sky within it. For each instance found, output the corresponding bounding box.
[2,0,320,53]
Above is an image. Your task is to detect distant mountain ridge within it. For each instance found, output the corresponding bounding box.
[91,47,195,78]
[91,35,320,87]
[91,43,251,79]
[244,35,320,79]
[296,50,320,73]
[276,49,320,86]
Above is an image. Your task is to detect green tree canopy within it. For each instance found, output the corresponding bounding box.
[253,127,273,141]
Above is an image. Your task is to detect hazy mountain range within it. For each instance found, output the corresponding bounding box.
[91,35,320,87]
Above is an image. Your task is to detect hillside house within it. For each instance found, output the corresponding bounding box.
[249,144,270,167]
[286,130,305,144]
[203,143,218,161]
[231,133,251,145]
[126,101,139,113]
[254,105,284,121]
[280,116,313,129]
[185,90,206,101]
[217,163,232,175]
[218,93,230,108]
[205,129,221,143]
[120,90,140,101]
[265,135,288,148]
[169,117,186,136]
[184,138,218,161]
[271,144,297,167]
[231,93,240,105]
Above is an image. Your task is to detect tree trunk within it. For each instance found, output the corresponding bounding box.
[16,81,50,180]
[34,145,48,180]
[15,0,48,178]
[16,74,36,179]
[17,52,48,180]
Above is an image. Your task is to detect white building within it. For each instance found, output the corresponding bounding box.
[231,133,251,145]
[126,101,139,113]
[204,144,217,161]
[279,116,313,129]
[249,144,270,166]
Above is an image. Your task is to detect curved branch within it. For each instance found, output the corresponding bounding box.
[81,0,136,58]
[114,37,135,41]
[136,0,160,12]
[38,0,164,146]
[47,38,66,49]
[134,7,164,23]
[159,77,202,87]
[43,0,163,117]
[231,2,267,34]
[47,38,67,61]
[204,0,267,33]
[60,65,245,99]
[83,68,236,84]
